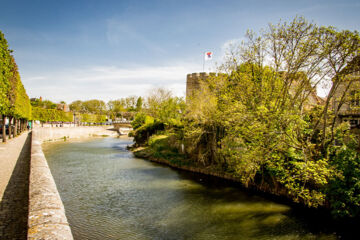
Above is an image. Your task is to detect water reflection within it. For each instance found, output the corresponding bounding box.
[43,137,337,240]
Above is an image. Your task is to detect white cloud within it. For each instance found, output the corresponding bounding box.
[22,63,200,103]
[220,38,243,59]
[106,19,166,54]
[25,76,46,81]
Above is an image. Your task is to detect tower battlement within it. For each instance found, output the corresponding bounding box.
[186,72,218,99]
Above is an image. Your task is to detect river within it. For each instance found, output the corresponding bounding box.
[43,137,339,240]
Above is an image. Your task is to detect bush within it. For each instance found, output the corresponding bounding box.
[327,145,360,218]
[133,120,165,145]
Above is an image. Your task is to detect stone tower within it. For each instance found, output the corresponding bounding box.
[186,72,213,100]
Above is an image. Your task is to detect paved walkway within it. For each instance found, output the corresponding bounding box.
[0,132,31,239]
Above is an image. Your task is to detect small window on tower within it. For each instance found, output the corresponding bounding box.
[349,119,358,127]
[350,90,360,107]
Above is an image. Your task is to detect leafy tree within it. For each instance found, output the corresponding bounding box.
[31,98,57,109]
[144,88,185,127]
[136,97,143,111]
[107,99,126,120]
[0,31,31,141]
[327,137,360,218]
[130,88,185,146]
[0,30,11,115]
[82,99,106,114]
[182,17,360,211]
[32,107,73,123]
[80,113,106,123]
[69,100,84,113]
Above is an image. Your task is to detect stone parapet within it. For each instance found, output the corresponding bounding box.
[28,130,74,239]
[33,126,118,141]
[186,72,226,100]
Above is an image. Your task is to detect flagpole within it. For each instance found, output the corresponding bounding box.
[202,52,205,72]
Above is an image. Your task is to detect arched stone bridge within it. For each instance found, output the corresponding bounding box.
[113,121,133,135]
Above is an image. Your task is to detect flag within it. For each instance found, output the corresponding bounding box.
[204,51,213,61]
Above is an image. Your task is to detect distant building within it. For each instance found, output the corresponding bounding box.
[57,103,70,112]
[332,57,360,128]
[30,96,42,102]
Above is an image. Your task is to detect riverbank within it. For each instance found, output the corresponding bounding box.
[131,145,360,238]
[131,146,301,206]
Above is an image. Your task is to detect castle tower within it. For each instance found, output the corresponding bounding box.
[186,72,215,100]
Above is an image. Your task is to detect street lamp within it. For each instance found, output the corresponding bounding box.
[73,112,76,127]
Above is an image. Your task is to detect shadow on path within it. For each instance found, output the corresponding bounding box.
[0,132,31,239]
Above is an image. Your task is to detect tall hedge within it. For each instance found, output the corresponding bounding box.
[0,30,31,119]
[32,107,73,122]
[80,113,106,123]
[0,30,11,115]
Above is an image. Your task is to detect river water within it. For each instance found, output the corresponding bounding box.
[43,137,339,240]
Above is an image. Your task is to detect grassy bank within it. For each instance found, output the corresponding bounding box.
[130,134,301,206]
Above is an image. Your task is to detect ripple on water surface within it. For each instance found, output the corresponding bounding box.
[43,137,338,240]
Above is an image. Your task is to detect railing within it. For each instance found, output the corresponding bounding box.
[113,120,132,124]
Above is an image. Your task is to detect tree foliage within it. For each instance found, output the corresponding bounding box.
[186,17,360,212]
[0,30,11,115]
[32,107,73,122]
[107,96,142,120]
[0,30,31,119]
[130,88,185,145]
[79,113,106,123]
[144,88,185,127]
[31,98,57,109]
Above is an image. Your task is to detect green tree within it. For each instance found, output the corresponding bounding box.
[31,98,57,109]
[107,99,126,120]
[136,97,143,112]
[82,99,106,114]
[144,88,185,127]
[0,30,11,115]
[183,17,360,210]
[69,100,84,113]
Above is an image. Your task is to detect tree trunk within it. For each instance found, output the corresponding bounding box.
[14,119,18,137]
[8,116,13,139]
[12,120,15,138]
[2,115,7,143]
[16,119,19,135]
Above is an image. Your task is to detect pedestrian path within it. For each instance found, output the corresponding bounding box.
[0,132,31,239]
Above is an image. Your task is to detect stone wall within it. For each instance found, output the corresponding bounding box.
[186,72,213,100]
[332,75,360,127]
[28,126,118,239]
[28,130,74,239]
[186,72,228,101]
[33,126,118,141]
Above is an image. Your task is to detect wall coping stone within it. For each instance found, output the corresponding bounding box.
[28,129,74,239]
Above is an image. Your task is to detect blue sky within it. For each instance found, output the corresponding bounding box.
[1,0,359,103]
